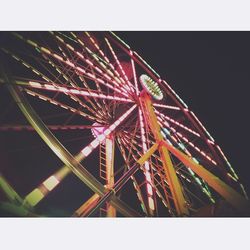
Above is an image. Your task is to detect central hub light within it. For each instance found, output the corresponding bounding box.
[139,74,163,100]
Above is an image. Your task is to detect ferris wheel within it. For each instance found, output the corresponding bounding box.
[0,31,249,217]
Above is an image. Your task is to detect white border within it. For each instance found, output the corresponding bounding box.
[0,218,249,249]
[1,0,250,30]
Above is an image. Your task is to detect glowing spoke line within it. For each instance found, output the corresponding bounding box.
[41,49,102,114]
[130,51,140,96]
[18,80,133,103]
[0,125,103,131]
[78,70,109,119]
[156,113,217,166]
[155,109,201,138]
[84,32,128,87]
[2,48,104,120]
[157,118,216,201]
[89,68,110,119]
[42,55,105,121]
[84,32,134,94]
[105,38,135,94]
[24,89,103,123]
[153,103,181,111]
[56,32,130,97]
[14,33,130,99]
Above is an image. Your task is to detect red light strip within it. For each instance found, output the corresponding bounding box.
[24,81,133,103]
[153,103,181,111]
[17,33,129,98]
[25,89,103,123]
[0,125,105,132]
[155,112,217,166]
[70,32,130,96]
[138,108,155,211]
[44,55,104,119]
[85,32,128,85]
[130,51,140,96]
[2,48,104,120]
[155,110,201,138]
[105,38,135,94]
[53,33,128,95]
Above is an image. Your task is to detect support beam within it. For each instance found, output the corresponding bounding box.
[105,136,116,217]
[160,140,250,215]
[84,143,159,217]
[73,193,100,217]
[140,91,189,216]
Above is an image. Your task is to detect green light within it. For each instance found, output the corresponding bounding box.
[140,74,163,100]
[25,188,44,207]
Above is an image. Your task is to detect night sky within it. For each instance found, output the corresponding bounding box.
[0,31,249,216]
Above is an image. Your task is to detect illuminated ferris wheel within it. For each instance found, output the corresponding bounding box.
[0,31,249,217]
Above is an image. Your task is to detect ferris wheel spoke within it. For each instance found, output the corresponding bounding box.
[159,123,217,204]
[120,143,177,215]
[16,80,133,103]
[77,71,110,120]
[24,88,104,124]
[156,112,218,167]
[119,135,157,215]
[1,48,105,120]
[84,32,128,85]
[69,32,132,97]
[116,136,149,215]
[13,32,130,99]
[130,51,140,96]
[104,37,136,94]
[151,167,175,214]
[137,107,156,214]
[83,143,159,217]
[87,66,110,118]
[84,32,134,95]
[155,109,201,138]
[0,124,105,132]
[153,103,181,111]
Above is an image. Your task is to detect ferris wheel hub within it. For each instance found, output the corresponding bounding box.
[91,122,106,138]
[139,74,163,100]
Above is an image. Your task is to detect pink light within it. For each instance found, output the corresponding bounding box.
[43,176,59,191]
[29,81,41,88]
[81,147,92,157]
[27,82,132,102]
[80,105,136,159]
[148,197,155,210]
[90,139,100,148]
[145,172,152,182]
[147,184,153,196]
[153,103,181,110]
[65,61,75,67]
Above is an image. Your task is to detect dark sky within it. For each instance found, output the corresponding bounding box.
[116,32,250,195]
